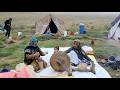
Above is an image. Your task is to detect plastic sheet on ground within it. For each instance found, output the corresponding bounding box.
[36,47,111,78]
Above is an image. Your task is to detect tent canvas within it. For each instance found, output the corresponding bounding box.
[108,15,120,41]
[35,14,65,35]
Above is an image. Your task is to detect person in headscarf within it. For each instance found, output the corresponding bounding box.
[24,37,48,72]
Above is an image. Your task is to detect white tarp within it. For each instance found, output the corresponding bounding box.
[36,47,111,78]
[108,19,120,40]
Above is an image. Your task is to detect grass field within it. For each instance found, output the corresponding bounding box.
[0,12,120,77]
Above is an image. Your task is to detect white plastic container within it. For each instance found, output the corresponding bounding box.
[64,31,67,37]
[18,32,22,37]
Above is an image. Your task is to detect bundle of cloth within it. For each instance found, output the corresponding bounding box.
[106,56,120,70]
[82,46,95,56]
[0,63,37,78]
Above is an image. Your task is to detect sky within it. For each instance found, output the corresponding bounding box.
[0,12,119,19]
[0,12,120,16]
[33,12,120,15]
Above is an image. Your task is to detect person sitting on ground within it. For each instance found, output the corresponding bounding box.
[65,39,95,74]
[24,37,48,72]
[54,46,59,53]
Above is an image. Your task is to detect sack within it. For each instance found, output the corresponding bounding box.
[107,56,120,70]
[82,46,94,56]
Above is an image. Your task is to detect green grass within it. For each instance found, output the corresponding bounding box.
[0,52,13,57]
[38,39,73,48]
[0,26,111,69]
[0,34,28,68]
[86,27,108,38]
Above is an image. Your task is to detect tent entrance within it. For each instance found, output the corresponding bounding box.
[43,19,58,34]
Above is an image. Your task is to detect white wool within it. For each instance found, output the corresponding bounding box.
[82,46,93,52]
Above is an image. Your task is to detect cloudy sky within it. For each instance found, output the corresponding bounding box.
[33,12,120,15]
[0,12,119,18]
[27,12,120,17]
[1,12,120,16]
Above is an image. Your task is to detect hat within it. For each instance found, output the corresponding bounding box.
[31,37,38,43]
